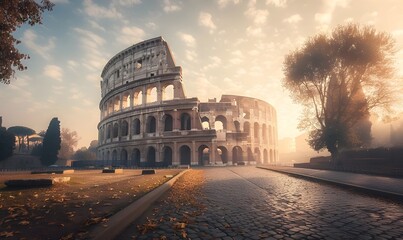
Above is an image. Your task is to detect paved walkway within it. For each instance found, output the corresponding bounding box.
[119,167,403,239]
[259,166,403,199]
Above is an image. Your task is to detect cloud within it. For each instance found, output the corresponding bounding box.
[199,12,217,33]
[178,32,196,47]
[163,0,182,12]
[202,56,222,70]
[246,26,265,38]
[89,20,106,31]
[52,0,70,3]
[146,22,157,30]
[22,29,55,60]
[185,50,197,61]
[74,28,106,71]
[245,3,269,25]
[217,0,240,8]
[83,0,122,19]
[44,65,63,82]
[315,0,350,26]
[118,26,146,45]
[113,0,142,6]
[283,14,302,24]
[266,0,287,8]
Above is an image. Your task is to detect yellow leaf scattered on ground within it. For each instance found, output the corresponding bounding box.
[18,220,30,226]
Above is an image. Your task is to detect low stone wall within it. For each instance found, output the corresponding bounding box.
[295,151,403,178]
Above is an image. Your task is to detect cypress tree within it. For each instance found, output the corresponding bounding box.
[41,117,61,166]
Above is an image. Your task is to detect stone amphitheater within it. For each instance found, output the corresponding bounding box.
[97,37,278,167]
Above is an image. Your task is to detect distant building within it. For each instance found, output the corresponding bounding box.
[97,37,278,167]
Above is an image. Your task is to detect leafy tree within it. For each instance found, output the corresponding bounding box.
[73,147,96,161]
[41,117,61,166]
[0,0,54,84]
[7,126,35,152]
[31,143,43,157]
[0,127,15,161]
[58,128,79,160]
[283,24,396,161]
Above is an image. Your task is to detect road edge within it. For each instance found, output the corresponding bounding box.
[257,166,403,201]
[89,169,189,240]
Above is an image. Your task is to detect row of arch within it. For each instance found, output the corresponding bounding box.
[99,113,192,142]
[101,83,177,119]
[99,145,277,167]
[99,113,276,145]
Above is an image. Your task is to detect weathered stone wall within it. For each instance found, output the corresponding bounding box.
[97,37,278,167]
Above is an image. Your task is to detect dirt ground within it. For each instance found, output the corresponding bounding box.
[0,169,182,239]
[119,169,206,239]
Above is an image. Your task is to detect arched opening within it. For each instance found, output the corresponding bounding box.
[112,150,118,166]
[247,148,254,162]
[132,118,140,135]
[133,91,143,106]
[162,147,172,167]
[163,85,174,100]
[198,145,210,166]
[163,114,173,132]
[201,116,210,130]
[270,149,274,163]
[107,124,112,139]
[232,146,243,164]
[122,92,131,109]
[147,147,156,167]
[147,87,157,103]
[113,96,120,112]
[244,122,250,135]
[146,116,156,133]
[254,147,261,164]
[180,113,191,130]
[217,146,228,164]
[263,149,268,164]
[180,145,191,165]
[131,148,141,167]
[107,102,113,115]
[274,150,277,162]
[106,150,110,163]
[113,123,119,138]
[254,122,259,140]
[262,124,267,143]
[234,121,240,132]
[121,149,128,166]
[269,126,273,145]
[215,115,227,130]
[121,120,128,137]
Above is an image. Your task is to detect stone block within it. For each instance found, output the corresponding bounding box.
[31,169,75,174]
[5,179,53,188]
[102,169,123,173]
[142,169,156,175]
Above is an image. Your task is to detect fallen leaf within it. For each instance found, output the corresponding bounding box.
[18,220,30,226]
[0,231,15,237]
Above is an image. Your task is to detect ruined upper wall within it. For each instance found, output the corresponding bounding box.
[100,37,181,97]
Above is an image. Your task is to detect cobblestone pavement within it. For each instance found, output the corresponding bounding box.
[120,167,403,239]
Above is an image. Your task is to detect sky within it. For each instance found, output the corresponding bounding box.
[1,0,403,149]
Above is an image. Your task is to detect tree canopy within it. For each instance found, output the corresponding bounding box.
[0,0,54,84]
[59,128,79,160]
[41,117,61,166]
[0,127,15,161]
[283,24,396,160]
[7,125,36,152]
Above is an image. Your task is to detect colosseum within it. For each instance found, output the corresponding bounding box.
[97,37,278,167]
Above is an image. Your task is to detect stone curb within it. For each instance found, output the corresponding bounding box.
[89,169,189,240]
[257,166,403,201]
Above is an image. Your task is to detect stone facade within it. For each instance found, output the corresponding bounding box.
[97,37,278,167]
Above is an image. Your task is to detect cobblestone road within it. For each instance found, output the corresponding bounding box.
[120,167,403,239]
